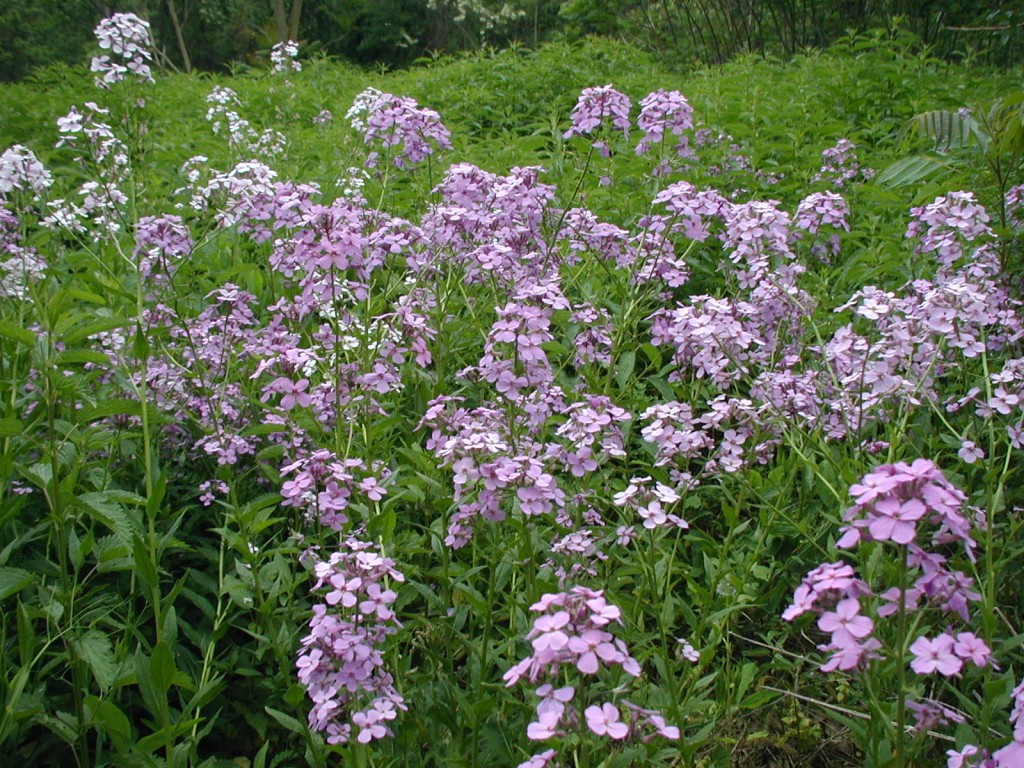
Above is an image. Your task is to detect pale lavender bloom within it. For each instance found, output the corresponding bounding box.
[952,632,991,668]
[361,93,452,169]
[517,749,558,768]
[910,633,963,676]
[811,139,873,187]
[298,540,406,745]
[946,744,983,768]
[818,597,874,642]
[958,439,984,464]
[584,702,629,739]
[0,145,53,200]
[91,13,154,88]
[564,85,632,141]
[635,89,693,156]
[270,40,301,73]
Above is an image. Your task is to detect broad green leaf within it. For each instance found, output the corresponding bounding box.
[0,418,23,437]
[149,641,175,696]
[72,629,118,692]
[901,109,983,151]
[55,349,112,367]
[75,491,135,543]
[876,155,948,188]
[0,320,35,347]
[132,535,158,592]
[78,399,143,423]
[0,567,33,600]
[84,696,132,750]
[615,349,635,390]
[265,706,306,735]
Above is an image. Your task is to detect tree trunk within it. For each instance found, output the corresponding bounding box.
[166,0,192,72]
[288,0,303,42]
[273,0,288,42]
[273,0,303,43]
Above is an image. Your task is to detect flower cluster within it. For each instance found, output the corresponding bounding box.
[612,475,688,531]
[563,85,632,142]
[811,138,874,187]
[504,587,678,767]
[279,449,389,531]
[297,539,406,745]
[356,91,453,169]
[835,459,975,554]
[91,13,154,88]
[204,86,288,159]
[635,89,694,157]
[47,102,131,238]
[785,460,991,734]
[0,145,53,202]
[134,214,193,285]
[0,206,45,300]
[270,40,301,73]
[907,190,995,275]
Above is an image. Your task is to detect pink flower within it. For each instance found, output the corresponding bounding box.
[568,629,620,674]
[818,597,875,641]
[584,702,629,739]
[527,707,563,740]
[517,749,558,768]
[945,744,981,768]
[953,632,991,668]
[910,634,963,676]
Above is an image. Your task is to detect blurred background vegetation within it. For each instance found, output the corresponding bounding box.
[1,0,1023,83]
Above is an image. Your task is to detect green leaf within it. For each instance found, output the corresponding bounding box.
[615,349,635,390]
[74,491,135,543]
[149,641,175,696]
[132,535,158,592]
[84,696,132,751]
[265,706,306,735]
[63,317,128,345]
[0,418,23,437]
[55,349,112,367]
[901,109,984,151]
[0,567,33,600]
[0,320,36,347]
[78,399,143,423]
[876,155,948,188]
[72,629,118,692]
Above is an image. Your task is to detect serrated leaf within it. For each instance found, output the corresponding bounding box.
[72,629,117,692]
[0,567,33,600]
[75,492,135,543]
[0,418,22,437]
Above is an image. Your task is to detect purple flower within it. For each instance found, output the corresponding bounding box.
[635,89,693,156]
[517,749,558,768]
[910,633,963,676]
[817,597,874,642]
[953,632,992,668]
[584,702,629,739]
[564,85,632,141]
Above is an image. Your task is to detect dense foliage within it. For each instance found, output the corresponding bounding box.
[1,16,1023,768]
[2,0,1024,83]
